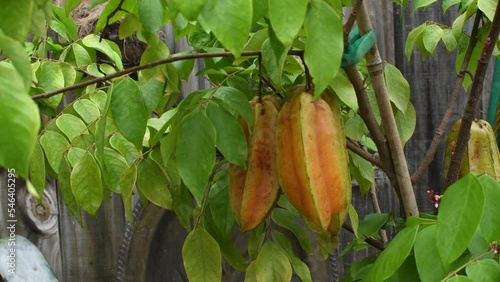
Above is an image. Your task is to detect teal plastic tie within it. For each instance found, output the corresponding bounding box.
[341,27,377,67]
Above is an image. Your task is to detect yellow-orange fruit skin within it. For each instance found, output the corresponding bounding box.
[276,88,351,235]
[444,119,500,181]
[229,96,281,231]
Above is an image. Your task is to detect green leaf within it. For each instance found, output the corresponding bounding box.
[304,0,343,99]
[261,36,288,88]
[110,78,148,150]
[413,0,438,10]
[437,174,485,265]
[0,35,32,89]
[255,241,293,282]
[65,0,81,14]
[245,261,258,282]
[70,151,103,216]
[206,102,247,168]
[348,205,360,239]
[140,77,165,113]
[72,43,92,68]
[119,163,137,199]
[182,228,222,282]
[441,28,458,52]
[118,13,140,39]
[442,0,461,12]
[0,63,39,178]
[456,42,481,90]
[358,213,390,238]
[478,0,497,22]
[395,102,416,146]
[271,230,313,282]
[213,87,253,129]
[268,0,307,47]
[349,150,375,196]
[208,171,236,235]
[138,0,164,34]
[102,147,129,193]
[446,276,475,282]
[173,0,204,21]
[422,24,444,55]
[249,226,267,261]
[405,23,426,62]
[73,99,101,124]
[82,34,123,70]
[252,0,268,24]
[271,208,312,254]
[466,259,500,281]
[139,34,170,80]
[109,133,140,165]
[176,110,216,204]
[67,147,86,168]
[345,114,368,140]
[330,69,358,112]
[52,5,78,41]
[38,61,65,110]
[0,0,33,42]
[56,114,88,141]
[58,156,82,224]
[28,140,45,198]
[385,63,410,113]
[203,215,246,270]
[478,175,500,243]
[414,225,447,282]
[40,131,70,174]
[200,0,252,56]
[366,224,420,282]
[137,157,173,209]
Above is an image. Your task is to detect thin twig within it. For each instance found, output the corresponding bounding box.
[369,184,388,243]
[32,50,304,101]
[444,4,500,189]
[411,12,482,184]
[346,138,383,168]
[342,221,385,251]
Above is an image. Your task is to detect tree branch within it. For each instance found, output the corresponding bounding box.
[353,0,419,217]
[411,12,482,184]
[31,50,305,101]
[444,5,500,189]
[346,138,383,168]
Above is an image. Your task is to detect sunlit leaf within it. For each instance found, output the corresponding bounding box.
[0,63,39,178]
[366,224,419,282]
[437,174,484,265]
[110,78,148,150]
[70,151,103,216]
[304,0,343,99]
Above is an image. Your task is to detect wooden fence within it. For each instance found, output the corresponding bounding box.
[0,2,494,281]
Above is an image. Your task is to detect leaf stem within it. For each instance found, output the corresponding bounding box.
[194,171,218,229]
[440,250,494,282]
[444,4,500,190]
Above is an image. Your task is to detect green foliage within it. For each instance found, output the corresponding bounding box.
[2,0,499,280]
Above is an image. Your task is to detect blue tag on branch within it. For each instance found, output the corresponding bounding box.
[341,27,377,67]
